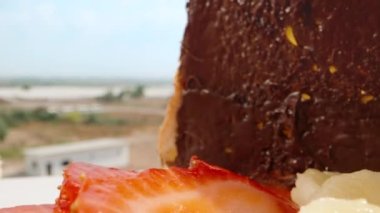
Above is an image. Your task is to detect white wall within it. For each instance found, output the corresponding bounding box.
[26,145,130,176]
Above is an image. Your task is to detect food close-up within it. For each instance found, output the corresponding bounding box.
[1,0,380,212]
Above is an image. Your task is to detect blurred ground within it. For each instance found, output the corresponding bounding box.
[0,97,168,177]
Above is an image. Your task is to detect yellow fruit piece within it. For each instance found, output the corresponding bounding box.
[285,26,298,46]
[292,169,380,206]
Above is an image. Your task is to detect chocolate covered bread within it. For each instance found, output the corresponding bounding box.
[159,0,380,185]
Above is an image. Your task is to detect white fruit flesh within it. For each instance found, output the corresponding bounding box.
[300,198,380,213]
[291,169,337,206]
[292,169,380,207]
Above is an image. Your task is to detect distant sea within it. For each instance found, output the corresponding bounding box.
[0,85,173,101]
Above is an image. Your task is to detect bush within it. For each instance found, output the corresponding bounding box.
[84,114,100,124]
[32,107,58,121]
[11,110,31,123]
[0,118,8,141]
[97,90,118,102]
[62,112,83,124]
[131,85,144,99]
[97,86,145,102]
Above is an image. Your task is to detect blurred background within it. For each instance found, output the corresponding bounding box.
[0,0,187,179]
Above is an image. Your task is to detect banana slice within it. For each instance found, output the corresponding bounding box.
[291,169,337,206]
[291,169,380,206]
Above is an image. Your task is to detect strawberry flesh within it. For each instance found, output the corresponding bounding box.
[70,157,298,213]
[55,162,135,213]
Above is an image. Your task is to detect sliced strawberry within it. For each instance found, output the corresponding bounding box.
[0,204,53,213]
[55,163,135,213]
[71,157,298,213]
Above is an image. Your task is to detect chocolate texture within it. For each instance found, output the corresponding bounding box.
[174,0,380,185]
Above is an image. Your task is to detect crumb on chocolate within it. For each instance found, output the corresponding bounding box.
[329,65,338,74]
[301,93,312,102]
[361,95,375,104]
[285,26,298,46]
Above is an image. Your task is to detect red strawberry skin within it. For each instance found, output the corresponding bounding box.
[70,157,298,213]
[0,205,53,213]
[55,163,135,213]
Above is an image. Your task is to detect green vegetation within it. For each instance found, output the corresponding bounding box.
[97,85,145,102]
[0,108,128,142]
[0,107,57,128]
[97,90,119,102]
[62,111,83,124]
[62,112,126,126]
[131,85,144,99]
[32,107,58,121]
[0,146,23,159]
[0,118,8,141]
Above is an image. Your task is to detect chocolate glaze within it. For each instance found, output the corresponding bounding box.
[174,0,380,185]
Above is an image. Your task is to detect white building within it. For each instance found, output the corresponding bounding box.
[24,138,130,176]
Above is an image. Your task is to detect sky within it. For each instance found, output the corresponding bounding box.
[0,0,187,80]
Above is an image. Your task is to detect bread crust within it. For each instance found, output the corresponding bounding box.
[157,71,182,165]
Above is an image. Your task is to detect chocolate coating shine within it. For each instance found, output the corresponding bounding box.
[174,0,380,185]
